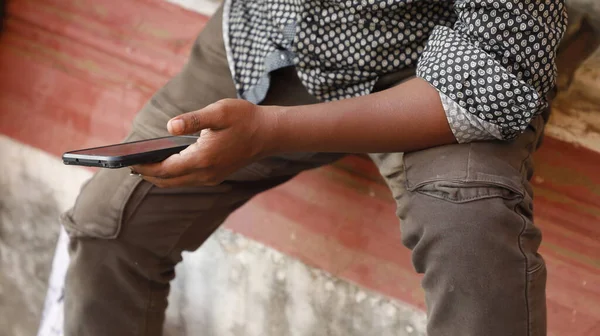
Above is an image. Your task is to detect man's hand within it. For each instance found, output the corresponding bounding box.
[133,77,456,188]
[133,99,278,188]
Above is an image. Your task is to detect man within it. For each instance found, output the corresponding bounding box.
[61,0,567,335]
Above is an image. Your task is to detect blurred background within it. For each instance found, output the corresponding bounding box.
[0,0,599,335]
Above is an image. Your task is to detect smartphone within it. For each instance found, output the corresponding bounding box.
[62,136,198,168]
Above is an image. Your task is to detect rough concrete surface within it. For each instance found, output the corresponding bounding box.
[546,0,600,152]
[163,229,425,336]
[166,0,222,15]
[0,136,90,336]
[0,172,60,336]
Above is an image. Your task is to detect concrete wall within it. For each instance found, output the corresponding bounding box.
[0,137,90,336]
[543,0,600,152]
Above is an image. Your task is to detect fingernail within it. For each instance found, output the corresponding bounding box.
[169,119,184,134]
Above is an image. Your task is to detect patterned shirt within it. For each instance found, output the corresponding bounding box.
[222,0,567,142]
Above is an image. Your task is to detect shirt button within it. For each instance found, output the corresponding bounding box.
[280,54,286,60]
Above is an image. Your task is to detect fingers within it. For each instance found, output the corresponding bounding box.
[139,168,225,188]
[141,173,219,188]
[132,144,207,178]
[132,149,236,188]
[167,100,230,135]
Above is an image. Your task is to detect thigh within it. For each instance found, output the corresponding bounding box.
[372,114,546,262]
[372,112,545,207]
[131,5,237,140]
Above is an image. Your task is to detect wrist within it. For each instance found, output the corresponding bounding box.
[258,105,288,156]
[261,104,313,155]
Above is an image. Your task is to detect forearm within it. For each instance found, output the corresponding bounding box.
[269,77,456,154]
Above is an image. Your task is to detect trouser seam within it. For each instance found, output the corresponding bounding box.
[515,200,532,336]
[115,178,152,239]
[417,190,520,203]
[527,262,544,274]
[466,143,472,180]
[141,277,153,336]
[514,118,542,336]
[518,117,543,184]
[152,91,185,116]
[120,181,154,229]
[162,190,230,259]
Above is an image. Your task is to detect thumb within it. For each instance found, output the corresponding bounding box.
[167,106,226,135]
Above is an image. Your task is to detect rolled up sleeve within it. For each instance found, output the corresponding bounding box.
[417,0,568,141]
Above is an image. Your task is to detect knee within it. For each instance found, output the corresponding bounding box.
[62,167,162,280]
[398,181,542,275]
[61,166,145,240]
[398,186,548,336]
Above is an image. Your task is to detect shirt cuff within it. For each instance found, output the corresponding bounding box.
[439,91,501,143]
[417,26,546,140]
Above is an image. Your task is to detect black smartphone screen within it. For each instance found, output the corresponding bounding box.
[68,136,197,156]
[63,136,199,168]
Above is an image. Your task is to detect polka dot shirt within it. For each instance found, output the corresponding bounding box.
[223,0,567,142]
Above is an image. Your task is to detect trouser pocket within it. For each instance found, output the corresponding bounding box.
[61,165,149,239]
[60,131,151,239]
[408,179,524,203]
